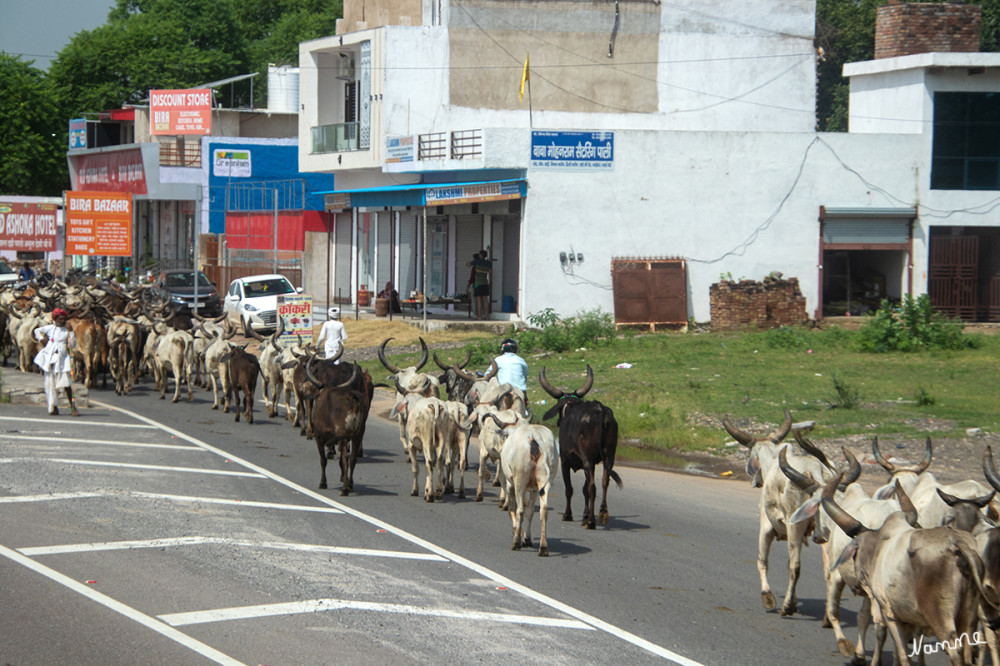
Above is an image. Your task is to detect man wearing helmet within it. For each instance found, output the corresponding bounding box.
[316,307,348,363]
[33,308,80,416]
[495,338,528,392]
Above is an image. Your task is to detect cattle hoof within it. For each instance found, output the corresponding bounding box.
[492,478,501,487]
[779,602,796,617]
[340,489,349,496]
[411,490,418,497]
[837,638,855,659]
[598,511,609,525]
[458,490,466,499]
[761,591,776,610]
[211,405,218,410]
[425,496,434,503]
[511,542,521,551]
[583,519,596,530]
[171,397,180,403]
[475,494,483,502]
[538,547,548,557]
[849,655,866,666]
[821,615,832,629]
[522,538,532,548]
[562,513,573,522]
[223,407,230,413]
[319,482,327,489]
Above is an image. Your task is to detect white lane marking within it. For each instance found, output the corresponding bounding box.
[0,543,245,666]
[95,400,704,666]
[2,434,203,451]
[160,598,595,630]
[0,492,104,503]
[0,415,157,429]
[20,536,447,561]
[46,458,266,478]
[0,490,342,514]
[128,492,343,514]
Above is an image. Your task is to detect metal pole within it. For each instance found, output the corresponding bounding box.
[422,206,428,331]
[273,189,278,274]
[193,185,201,311]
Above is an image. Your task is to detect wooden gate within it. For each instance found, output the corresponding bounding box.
[928,236,978,321]
[611,258,687,330]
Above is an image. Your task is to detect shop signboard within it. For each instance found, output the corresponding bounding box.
[65,191,133,256]
[276,294,313,346]
[150,88,212,135]
[0,202,58,251]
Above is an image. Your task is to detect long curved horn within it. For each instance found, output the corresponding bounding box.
[538,367,564,399]
[779,447,819,494]
[914,437,933,474]
[895,481,919,527]
[378,338,400,373]
[454,364,478,382]
[794,430,833,471]
[326,344,344,364]
[221,320,237,340]
[483,359,498,381]
[246,323,265,341]
[433,351,450,371]
[984,446,1000,493]
[769,408,793,444]
[820,472,866,538]
[333,362,360,389]
[433,349,472,371]
[841,447,862,488]
[305,352,321,387]
[722,418,756,448]
[575,364,595,398]
[414,337,428,371]
[393,376,409,396]
[871,436,895,474]
[487,412,517,429]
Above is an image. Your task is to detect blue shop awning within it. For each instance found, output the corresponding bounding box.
[319,178,526,210]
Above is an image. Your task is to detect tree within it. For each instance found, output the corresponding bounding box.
[817,0,1000,132]
[0,54,68,195]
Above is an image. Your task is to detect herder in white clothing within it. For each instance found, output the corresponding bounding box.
[33,308,80,416]
[494,338,529,392]
[316,307,348,362]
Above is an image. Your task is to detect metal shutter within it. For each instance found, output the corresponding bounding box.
[499,215,520,309]
[398,214,417,298]
[334,212,352,303]
[823,219,910,244]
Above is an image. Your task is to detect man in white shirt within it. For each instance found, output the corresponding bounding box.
[316,307,348,362]
[494,338,528,392]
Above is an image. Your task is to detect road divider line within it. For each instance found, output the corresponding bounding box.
[47,458,266,478]
[0,492,104,503]
[128,492,344,513]
[94,399,705,666]
[159,598,595,630]
[2,434,204,451]
[20,536,447,561]
[0,416,157,429]
[0,543,245,666]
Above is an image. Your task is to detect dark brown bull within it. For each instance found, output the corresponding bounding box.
[306,358,371,494]
[288,345,346,439]
[224,346,260,423]
[540,364,622,529]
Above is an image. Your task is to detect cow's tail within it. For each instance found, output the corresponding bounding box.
[609,469,624,490]
[529,437,542,495]
[954,535,1000,629]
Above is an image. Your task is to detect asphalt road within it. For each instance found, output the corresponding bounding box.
[0,379,961,665]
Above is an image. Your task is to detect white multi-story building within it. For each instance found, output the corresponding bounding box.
[298,0,1000,324]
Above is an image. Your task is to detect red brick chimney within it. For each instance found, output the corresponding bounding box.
[875,1,981,59]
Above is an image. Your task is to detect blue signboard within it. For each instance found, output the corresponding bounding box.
[530,131,614,170]
[69,118,87,150]
[206,140,334,233]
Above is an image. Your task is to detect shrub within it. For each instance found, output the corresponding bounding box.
[857,294,973,352]
[831,375,860,409]
[514,307,615,353]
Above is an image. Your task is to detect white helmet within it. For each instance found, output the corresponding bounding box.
[328,307,340,319]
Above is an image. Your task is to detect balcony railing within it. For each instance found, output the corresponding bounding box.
[311,122,360,153]
[450,129,482,159]
[416,129,482,161]
[159,141,202,167]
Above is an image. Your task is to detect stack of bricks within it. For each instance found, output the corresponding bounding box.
[709,277,809,331]
[875,1,981,60]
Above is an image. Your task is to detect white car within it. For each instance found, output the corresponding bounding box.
[223,274,302,335]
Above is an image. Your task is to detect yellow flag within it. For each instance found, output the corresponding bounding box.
[519,53,530,103]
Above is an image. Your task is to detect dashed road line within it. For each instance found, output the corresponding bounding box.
[2,434,203,450]
[0,543,245,666]
[39,458,266,478]
[159,598,596,629]
[128,491,344,513]
[0,492,105,503]
[0,415,157,429]
[20,536,447,561]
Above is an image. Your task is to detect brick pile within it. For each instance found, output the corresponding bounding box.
[875,1,981,60]
[709,277,809,331]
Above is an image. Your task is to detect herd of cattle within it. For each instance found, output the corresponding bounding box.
[726,409,1000,665]
[1,277,623,559]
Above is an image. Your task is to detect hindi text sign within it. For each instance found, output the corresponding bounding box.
[277,294,313,346]
[0,202,58,252]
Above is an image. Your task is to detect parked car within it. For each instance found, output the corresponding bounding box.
[0,261,18,284]
[153,269,222,316]
[223,273,302,334]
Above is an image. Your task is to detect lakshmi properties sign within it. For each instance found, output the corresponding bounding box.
[0,202,58,251]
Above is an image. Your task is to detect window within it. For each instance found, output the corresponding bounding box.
[931,92,1000,190]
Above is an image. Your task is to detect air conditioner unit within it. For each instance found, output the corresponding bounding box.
[336,54,356,81]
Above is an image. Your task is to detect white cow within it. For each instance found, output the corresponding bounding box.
[151,328,195,402]
[391,393,448,502]
[497,418,559,556]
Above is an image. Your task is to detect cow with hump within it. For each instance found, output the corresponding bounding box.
[540,364,622,530]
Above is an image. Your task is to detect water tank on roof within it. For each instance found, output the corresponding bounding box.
[267,64,299,113]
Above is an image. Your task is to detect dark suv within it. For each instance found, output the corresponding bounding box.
[154,269,222,316]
